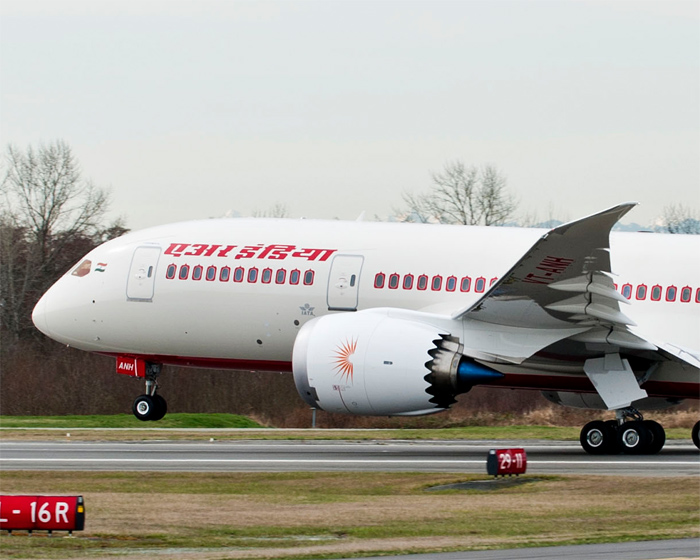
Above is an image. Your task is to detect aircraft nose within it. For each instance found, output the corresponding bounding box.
[32,291,52,337]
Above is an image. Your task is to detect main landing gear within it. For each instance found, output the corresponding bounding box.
[580,408,668,455]
[132,363,167,421]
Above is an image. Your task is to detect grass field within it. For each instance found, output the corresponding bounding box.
[1,471,698,560]
[0,414,693,442]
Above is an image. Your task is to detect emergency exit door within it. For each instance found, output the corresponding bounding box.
[127,246,161,301]
[327,255,364,311]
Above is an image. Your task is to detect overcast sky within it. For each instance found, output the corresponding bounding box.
[1,0,698,231]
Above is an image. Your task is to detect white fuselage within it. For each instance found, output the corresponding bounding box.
[33,218,700,396]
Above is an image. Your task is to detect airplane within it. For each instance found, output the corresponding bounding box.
[31,202,699,455]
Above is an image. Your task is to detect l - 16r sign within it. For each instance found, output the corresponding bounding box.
[0,496,85,534]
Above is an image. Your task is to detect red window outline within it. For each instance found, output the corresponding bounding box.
[417,275,428,290]
[192,265,203,281]
[490,277,498,286]
[233,267,244,283]
[219,266,231,282]
[403,274,414,290]
[635,284,647,300]
[613,283,618,291]
[446,276,457,292]
[431,275,443,291]
[262,268,272,284]
[621,283,632,300]
[178,265,190,280]
[374,273,385,289]
[166,264,177,280]
[651,285,662,301]
[303,270,315,286]
[290,269,301,285]
[666,285,677,302]
[247,267,259,283]
[680,286,692,303]
[276,269,287,284]
[696,288,700,304]
[475,276,486,293]
[388,273,400,289]
[460,276,471,292]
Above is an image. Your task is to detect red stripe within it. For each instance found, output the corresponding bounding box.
[100,353,699,400]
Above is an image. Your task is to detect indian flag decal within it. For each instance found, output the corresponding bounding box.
[95,263,108,272]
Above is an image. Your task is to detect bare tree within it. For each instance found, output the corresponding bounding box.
[400,161,516,226]
[661,204,700,234]
[1,140,118,340]
[252,202,289,218]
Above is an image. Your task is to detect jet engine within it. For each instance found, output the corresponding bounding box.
[292,308,502,416]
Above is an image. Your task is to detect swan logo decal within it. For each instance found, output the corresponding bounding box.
[331,338,358,384]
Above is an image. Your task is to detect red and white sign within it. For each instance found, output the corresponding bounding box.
[0,496,85,532]
[486,448,527,476]
[116,356,146,378]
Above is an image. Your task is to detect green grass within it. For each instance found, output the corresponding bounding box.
[0,471,697,559]
[0,413,263,429]
[0,415,693,442]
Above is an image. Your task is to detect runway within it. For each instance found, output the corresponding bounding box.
[1,439,698,476]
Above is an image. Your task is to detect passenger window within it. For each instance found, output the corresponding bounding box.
[636,284,647,300]
[446,276,457,292]
[304,270,315,285]
[290,270,300,285]
[431,275,442,291]
[417,275,428,290]
[374,273,385,289]
[460,276,471,292]
[192,265,203,281]
[621,283,632,299]
[475,277,486,293]
[220,267,230,282]
[651,285,662,301]
[276,269,287,284]
[388,274,399,289]
[178,265,189,280]
[666,286,677,302]
[233,267,244,282]
[680,287,691,303]
[166,264,177,280]
[403,274,414,290]
[206,266,217,281]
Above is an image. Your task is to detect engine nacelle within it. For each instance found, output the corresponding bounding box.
[292,308,502,416]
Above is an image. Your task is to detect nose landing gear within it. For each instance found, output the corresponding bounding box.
[132,363,167,421]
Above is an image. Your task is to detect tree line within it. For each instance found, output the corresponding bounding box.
[1,140,697,423]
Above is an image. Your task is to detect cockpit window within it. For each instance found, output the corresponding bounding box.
[71,260,92,277]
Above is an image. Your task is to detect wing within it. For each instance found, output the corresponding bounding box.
[451,202,681,409]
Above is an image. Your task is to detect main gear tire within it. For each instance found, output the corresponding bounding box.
[642,420,665,455]
[618,420,651,455]
[580,420,617,455]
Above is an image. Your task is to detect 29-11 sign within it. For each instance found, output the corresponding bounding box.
[486,448,527,477]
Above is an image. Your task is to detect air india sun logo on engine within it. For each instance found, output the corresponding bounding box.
[331,338,358,384]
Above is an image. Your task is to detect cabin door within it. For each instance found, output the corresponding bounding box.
[127,246,161,302]
[327,255,364,311]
